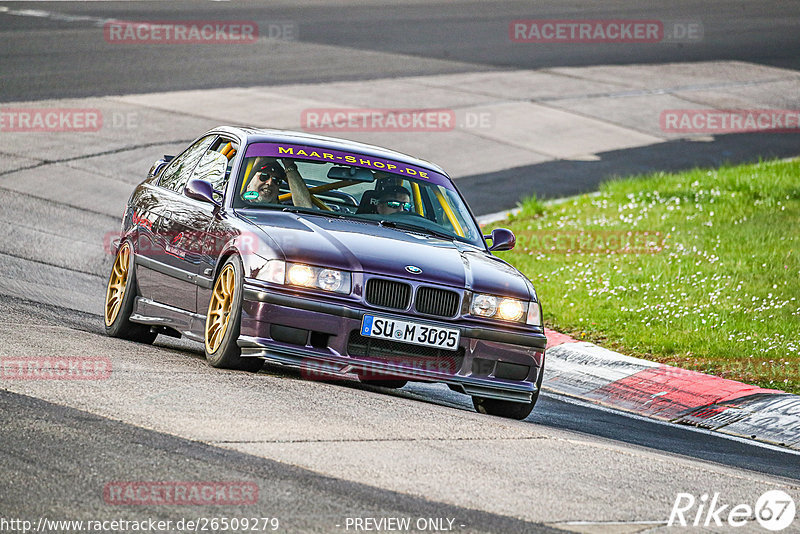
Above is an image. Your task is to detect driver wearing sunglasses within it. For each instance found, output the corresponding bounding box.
[248,161,285,203]
[376,186,413,215]
[242,158,313,208]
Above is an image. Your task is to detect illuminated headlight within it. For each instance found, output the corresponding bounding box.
[288,263,351,294]
[256,261,350,294]
[287,264,315,287]
[498,298,525,322]
[470,293,536,324]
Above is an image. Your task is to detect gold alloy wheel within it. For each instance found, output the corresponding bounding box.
[205,264,235,354]
[104,242,130,327]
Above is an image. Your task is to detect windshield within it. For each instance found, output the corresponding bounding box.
[231,142,484,247]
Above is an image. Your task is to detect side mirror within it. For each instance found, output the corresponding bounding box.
[148,155,174,178]
[184,179,221,208]
[484,228,516,251]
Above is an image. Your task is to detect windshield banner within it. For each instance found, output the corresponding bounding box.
[243,142,447,184]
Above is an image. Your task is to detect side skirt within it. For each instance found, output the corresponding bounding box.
[129,297,205,342]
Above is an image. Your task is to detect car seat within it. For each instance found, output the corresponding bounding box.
[356,190,379,214]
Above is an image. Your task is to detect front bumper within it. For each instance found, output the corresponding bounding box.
[240,282,546,403]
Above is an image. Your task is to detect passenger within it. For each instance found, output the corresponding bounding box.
[242,159,313,208]
[376,186,413,215]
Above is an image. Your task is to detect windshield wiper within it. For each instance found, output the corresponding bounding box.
[379,220,456,241]
[282,206,348,219]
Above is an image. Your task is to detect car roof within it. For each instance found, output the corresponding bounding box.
[213,126,449,177]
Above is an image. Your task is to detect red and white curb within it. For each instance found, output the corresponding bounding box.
[543,329,800,451]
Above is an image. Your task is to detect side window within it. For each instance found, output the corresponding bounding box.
[158,136,215,193]
[191,137,238,201]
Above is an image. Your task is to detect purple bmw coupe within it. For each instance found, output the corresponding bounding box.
[105,127,546,419]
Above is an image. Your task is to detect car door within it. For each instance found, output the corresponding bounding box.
[138,135,215,311]
[184,137,241,314]
[156,135,241,316]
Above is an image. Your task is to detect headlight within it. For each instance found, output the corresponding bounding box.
[470,293,536,324]
[498,298,525,321]
[470,294,498,317]
[287,264,315,287]
[255,260,350,294]
[317,269,344,292]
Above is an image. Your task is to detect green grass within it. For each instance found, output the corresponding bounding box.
[491,159,800,393]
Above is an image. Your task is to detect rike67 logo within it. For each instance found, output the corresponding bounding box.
[668,490,796,531]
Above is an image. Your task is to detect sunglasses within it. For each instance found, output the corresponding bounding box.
[382,200,413,211]
[257,171,283,183]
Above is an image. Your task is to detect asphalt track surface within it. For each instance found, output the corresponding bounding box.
[2,0,799,212]
[2,295,800,532]
[2,0,800,101]
[0,387,559,534]
[1,1,800,532]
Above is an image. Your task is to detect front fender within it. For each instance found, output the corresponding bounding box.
[213,233,282,283]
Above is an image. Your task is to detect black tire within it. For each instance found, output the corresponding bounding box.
[472,359,545,420]
[104,241,157,344]
[204,256,263,372]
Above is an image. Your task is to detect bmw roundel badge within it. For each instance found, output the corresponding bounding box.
[405,265,423,274]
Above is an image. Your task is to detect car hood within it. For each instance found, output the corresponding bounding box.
[241,212,533,299]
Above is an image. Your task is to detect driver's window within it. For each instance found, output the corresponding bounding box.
[191,137,238,202]
[159,136,215,193]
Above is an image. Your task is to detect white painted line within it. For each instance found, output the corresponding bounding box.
[0,7,112,26]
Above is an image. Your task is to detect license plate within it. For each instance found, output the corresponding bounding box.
[360,315,460,351]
